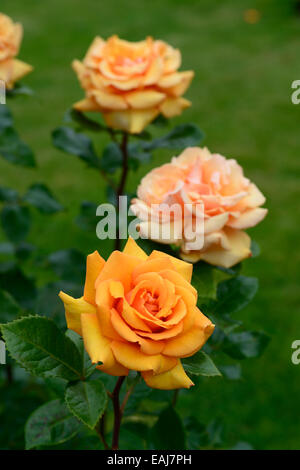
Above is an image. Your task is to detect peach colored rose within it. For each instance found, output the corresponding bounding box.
[0,13,32,89]
[59,238,214,390]
[72,35,194,134]
[131,147,267,268]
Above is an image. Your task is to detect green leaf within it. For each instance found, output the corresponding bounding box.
[64,109,105,132]
[0,289,21,322]
[0,127,35,167]
[25,399,80,449]
[0,264,37,309]
[52,126,100,168]
[48,249,85,284]
[151,114,169,127]
[211,275,258,315]
[192,262,217,300]
[0,105,13,130]
[120,420,150,449]
[1,316,83,380]
[106,185,117,206]
[128,142,151,170]
[15,241,35,261]
[24,183,63,214]
[34,281,82,329]
[100,142,123,174]
[66,330,95,378]
[182,351,221,377]
[65,379,107,429]
[207,418,224,448]
[0,260,15,273]
[0,186,18,202]
[123,380,152,416]
[1,203,31,243]
[216,262,242,276]
[184,416,209,449]
[6,83,34,97]
[145,123,204,151]
[75,201,98,232]
[151,406,185,450]
[0,242,14,256]
[250,240,260,258]
[219,364,242,380]
[231,441,253,450]
[223,330,270,360]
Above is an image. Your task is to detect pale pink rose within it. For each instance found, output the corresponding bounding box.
[130,147,267,268]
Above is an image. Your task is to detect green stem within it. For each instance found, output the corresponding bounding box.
[111,376,126,450]
[95,413,110,449]
[172,389,179,407]
[115,133,129,251]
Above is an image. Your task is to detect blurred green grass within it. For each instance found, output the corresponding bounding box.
[1,0,300,449]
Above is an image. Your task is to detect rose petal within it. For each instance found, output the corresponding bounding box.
[125,89,165,109]
[110,341,176,373]
[110,308,140,343]
[241,183,266,208]
[204,213,229,234]
[227,207,268,229]
[136,321,183,340]
[188,227,252,268]
[73,97,100,112]
[92,89,128,110]
[103,108,159,134]
[95,251,141,293]
[84,251,105,305]
[123,236,148,260]
[160,97,191,118]
[165,70,194,97]
[59,292,96,335]
[148,250,193,283]
[163,315,214,357]
[142,361,193,390]
[81,313,128,376]
[10,59,32,85]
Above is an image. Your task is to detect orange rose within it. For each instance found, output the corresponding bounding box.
[131,147,267,268]
[0,13,32,89]
[72,35,194,134]
[59,238,214,390]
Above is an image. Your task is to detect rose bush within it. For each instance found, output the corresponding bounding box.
[131,146,267,268]
[72,35,194,133]
[59,237,214,390]
[0,12,32,89]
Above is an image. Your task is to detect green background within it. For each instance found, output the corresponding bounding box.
[1,0,300,450]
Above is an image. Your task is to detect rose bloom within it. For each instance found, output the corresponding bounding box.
[0,13,32,89]
[130,147,268,268]
[72,35,194,134]
[59,238,214,390]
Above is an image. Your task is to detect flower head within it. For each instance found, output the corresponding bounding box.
[59,238,214,389]
[72,35,194,133]
[131,147,268,268]
[0,13,32,89]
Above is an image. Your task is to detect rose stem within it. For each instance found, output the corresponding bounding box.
[112,376,126,450]
[172,389,180,407]
[114,132,129,251]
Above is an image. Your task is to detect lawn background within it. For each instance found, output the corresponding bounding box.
[1,0,300,449]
